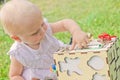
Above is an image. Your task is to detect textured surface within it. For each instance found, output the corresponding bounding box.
[54,39,120,80]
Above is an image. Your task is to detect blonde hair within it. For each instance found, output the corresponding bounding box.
[0,0,42,35]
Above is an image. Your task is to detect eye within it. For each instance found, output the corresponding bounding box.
[41,22,44,27]
[31,28,41,36]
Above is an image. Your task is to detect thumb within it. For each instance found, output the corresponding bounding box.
[70,42,76,50]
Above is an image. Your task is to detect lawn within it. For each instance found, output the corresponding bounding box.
[0,0,120,79]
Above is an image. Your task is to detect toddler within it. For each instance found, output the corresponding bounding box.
[0,0,89,80]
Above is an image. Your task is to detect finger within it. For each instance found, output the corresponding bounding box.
[85,38,90,43]
[82,41,87,48]
[78,43,83,49]
[70,42,76,50]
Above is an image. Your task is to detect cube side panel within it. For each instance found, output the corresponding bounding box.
[54,51,110,80]
[107,39,120,80]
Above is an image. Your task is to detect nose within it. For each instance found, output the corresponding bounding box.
[43,23,47,31]
[38,27,45,38]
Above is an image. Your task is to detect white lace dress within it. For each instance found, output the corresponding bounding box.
[8,23,64,80]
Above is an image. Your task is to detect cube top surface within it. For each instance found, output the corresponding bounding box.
[55,39,117,54]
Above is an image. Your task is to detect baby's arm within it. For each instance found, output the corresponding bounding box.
[50,19,89,49]
[50,19,81,33]
[9,56,24,80]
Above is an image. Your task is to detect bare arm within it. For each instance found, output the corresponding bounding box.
[50,19,81,34]
[50,19,89,49]
[9,56,24,80]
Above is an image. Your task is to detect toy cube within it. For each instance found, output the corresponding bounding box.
[53,39,120,80]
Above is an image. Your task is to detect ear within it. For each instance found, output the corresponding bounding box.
[10,35,21,42]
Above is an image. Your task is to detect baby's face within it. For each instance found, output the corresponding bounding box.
[18,18,47,46]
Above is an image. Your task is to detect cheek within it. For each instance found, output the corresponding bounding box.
[31,37,39,41]
[30,30,46,43]
[31,35,42,42]
[22,36,35,42]
[24,38,33,43]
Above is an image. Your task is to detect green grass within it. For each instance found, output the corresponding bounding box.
[0,0,120,79]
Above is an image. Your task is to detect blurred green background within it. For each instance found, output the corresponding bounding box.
[0,0,120,79]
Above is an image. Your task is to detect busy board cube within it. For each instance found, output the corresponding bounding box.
[53,39,120,80]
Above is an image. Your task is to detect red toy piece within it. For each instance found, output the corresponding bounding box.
[98,33,116,43]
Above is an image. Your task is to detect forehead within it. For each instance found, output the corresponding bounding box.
[1,0,43,35]
[18,18,44,36]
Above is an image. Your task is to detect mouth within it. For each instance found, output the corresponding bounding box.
[36,42,40,45]
[32,42,40,46]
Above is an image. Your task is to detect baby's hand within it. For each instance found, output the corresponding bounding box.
[70,30,89,50]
